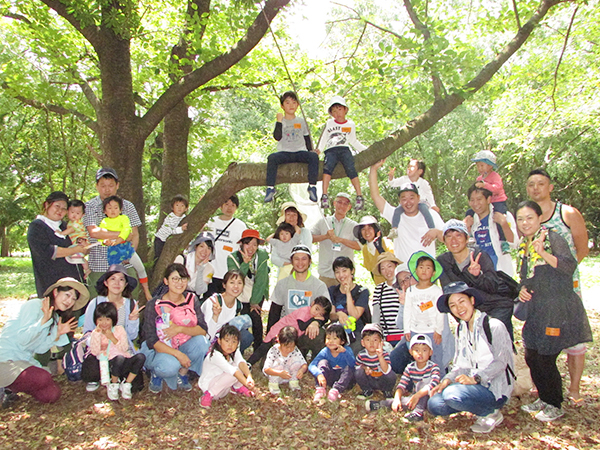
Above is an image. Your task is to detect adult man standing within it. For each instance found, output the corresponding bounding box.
[466,185,518,276]
[267,245,331,355]
[369,160,444,262]
[205,194,247,295]
[312,193,360,287]
[526,168,589,401]
[85,168,144,299]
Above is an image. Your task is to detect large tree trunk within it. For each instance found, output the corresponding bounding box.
[159,100,192,229]
[95,29,148,258]
[0,226,8,257]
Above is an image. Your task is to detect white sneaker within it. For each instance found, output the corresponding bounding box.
[535,404,564,422]
[120,382,132,400]
[289,380,300,391]
[86,382,100,392]
[107,383,120,401]
[470,410,503,433]
[268,382,281,395]
[521,398,547,413]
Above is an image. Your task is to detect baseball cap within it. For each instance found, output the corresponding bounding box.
[398,182,419,195]
[409,333,433,350]
[327,95,348,113]
[290,245,312,258]
[442,219,469,236]
[361,323,384,338]
[96,167,119,182]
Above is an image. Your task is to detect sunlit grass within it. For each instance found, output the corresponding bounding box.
[0,257,36,299]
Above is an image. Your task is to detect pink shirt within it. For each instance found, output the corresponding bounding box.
[477,171,507,203]
[265,306,314,342]
[90,325,131,359]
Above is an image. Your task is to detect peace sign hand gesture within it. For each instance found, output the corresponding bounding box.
[468,252,482,277]
[532,229,547,256]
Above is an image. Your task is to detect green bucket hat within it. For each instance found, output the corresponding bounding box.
[407,251,443,283]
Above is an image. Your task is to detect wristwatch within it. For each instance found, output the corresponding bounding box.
[473,374,482,384]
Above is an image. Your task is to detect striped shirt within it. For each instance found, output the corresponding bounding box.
[84,196,142,272]
[398,360,440,393]
[372,282,403,337]
[356,349,392,376]
[155,212,186,242]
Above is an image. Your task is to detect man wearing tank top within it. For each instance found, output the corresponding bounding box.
[526,168,589,402]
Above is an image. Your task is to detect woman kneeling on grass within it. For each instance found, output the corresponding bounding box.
[428,282,514,434]
[0,278,88,404]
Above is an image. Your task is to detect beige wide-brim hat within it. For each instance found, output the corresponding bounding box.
[43,277,90,311]
[276,202,308,225]
[372,252,403,277]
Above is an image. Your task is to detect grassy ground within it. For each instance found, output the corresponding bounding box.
[1,257,599,449]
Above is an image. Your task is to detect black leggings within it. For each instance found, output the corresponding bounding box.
[525,348,563,407]
[241,301,264,349]
[82,354,145,388]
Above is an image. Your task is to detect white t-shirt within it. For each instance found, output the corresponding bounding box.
[404,284,444,334]
[200,294,238,339]
[198,348,245,392]
[382,202,444,262]
[205,217,247,278]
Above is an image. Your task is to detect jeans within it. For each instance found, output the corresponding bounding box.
[389,337,413,375]
[266,151,319,186]
[141,334,209,390]
[322,147,358,179]
[355,366,397,392]
[428,383,507,417]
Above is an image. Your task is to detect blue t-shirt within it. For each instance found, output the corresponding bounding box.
[473,215,498,269]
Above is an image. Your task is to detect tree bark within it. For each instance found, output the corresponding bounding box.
[151,0,564,285]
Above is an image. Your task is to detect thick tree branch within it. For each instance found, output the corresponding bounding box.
[551,5,578,110]
[201,80,275,92]
[39,0,100,48]
[140,0,290,138]
[152,0,566,284]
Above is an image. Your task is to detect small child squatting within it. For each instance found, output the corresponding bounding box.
[366,334,440,422]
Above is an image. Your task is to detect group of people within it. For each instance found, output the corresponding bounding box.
[0,102,593,434]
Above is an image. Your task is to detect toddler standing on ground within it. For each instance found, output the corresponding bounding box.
[404,251,452,371]
[263,326,308,395]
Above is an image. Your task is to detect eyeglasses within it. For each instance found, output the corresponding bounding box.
[169,276,189,283]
